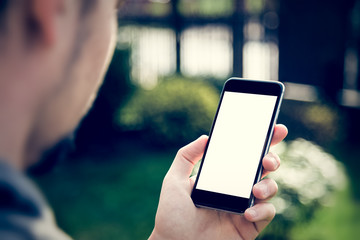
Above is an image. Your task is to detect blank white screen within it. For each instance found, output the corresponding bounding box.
[196,91,277,198]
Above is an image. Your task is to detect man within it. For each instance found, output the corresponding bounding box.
[0,0,288,239]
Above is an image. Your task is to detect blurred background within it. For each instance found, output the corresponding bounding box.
[32,0,360,239]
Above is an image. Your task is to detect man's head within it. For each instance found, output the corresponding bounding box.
[0,0,120,169]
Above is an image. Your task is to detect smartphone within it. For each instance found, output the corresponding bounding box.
[191,78,285,214]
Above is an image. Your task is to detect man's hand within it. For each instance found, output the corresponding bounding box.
[149,124,288,240]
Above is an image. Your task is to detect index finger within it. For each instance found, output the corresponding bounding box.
[270,124,288,146]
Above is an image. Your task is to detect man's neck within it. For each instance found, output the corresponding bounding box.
[0,117,28,170]
[0,80,37,171]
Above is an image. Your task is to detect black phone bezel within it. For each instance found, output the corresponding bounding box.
[191,78,285,214]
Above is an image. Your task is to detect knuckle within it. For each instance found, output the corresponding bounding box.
[162,173,169,185]
[267,178,278,195]
[176,147,185,158]
[270,204,276,218]
[271,182,278,198]
[273,152,281,164]
[266,204,276,220]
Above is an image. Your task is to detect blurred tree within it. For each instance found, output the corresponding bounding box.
[117,77,219,147]
[264,139,347,239]
[118,0,245,78]
[178,0,235,17]
[190,138,348,239]
[278,100,346,146]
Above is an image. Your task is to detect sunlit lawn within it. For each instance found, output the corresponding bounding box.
[288,143,360,240]
[33,141,360,240]
[290,186,360,240]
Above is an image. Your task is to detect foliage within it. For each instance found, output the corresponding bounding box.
[290,187,360,240]
[192,138,347,239]
[178,0,234,17]
[260,139,347,239]
[245,0,264,15]
[278,100,346,146]
[116,77,219,147]
[34,138,357,240]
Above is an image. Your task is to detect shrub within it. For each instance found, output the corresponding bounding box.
[116,77,220,146]
[278,100,346,146]
[262,138,347,239]
[192,138,347,239]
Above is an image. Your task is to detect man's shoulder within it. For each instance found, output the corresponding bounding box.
[0,161,44,216]
[0,160,71,240]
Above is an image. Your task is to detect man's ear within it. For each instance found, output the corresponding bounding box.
[31,0,64,46]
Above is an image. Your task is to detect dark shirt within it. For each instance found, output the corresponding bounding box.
[0,161,70,240]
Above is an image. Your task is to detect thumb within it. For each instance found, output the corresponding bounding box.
[167,135,208,179]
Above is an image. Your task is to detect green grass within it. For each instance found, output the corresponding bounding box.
[290,186,360,240]
[288,143,360,240]
[33,144,360,240]
[34,148,175,240]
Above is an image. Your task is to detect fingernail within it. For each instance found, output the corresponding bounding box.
[271,157,279,168]
[258,183,269,197]
[247,209,257,219]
